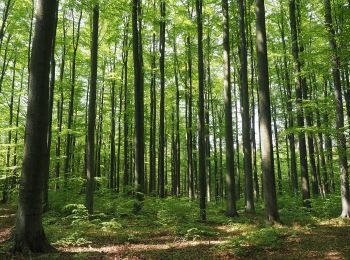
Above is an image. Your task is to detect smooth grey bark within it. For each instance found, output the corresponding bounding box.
[64,8,82,182]
[279,1,298,194]
[55,10,66,187]
[222,0,238,217]
[272,102,283,195]
[289,0,311,208]
[186,36,194,199]
[255,0,280,224]
[324,0,350,218]
[239,0,255,213]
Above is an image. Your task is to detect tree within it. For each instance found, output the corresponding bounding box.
[289,0,311,208]
[196,0,206,221]
[238,0,255,213]
[132,0,145,202]
[64,7,83,183]
[254,0,280,224]
[323,0,350,218]
[222,0,238,217]
[86,1,99,215]
[158,0,166,198]
[13,0,57,253]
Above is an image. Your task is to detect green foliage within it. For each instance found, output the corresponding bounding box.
[220,227,285,257]
[100,218,122,231]
[52,232,92,247]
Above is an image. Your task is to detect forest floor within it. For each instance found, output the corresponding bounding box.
[1,189,350,259]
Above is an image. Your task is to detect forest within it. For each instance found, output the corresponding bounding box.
[0,0,350,258]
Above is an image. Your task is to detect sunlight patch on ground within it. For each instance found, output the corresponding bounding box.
[58,240,227,254]
[0,227,13,243]
[318,218,350,226]
[324,251,344,259]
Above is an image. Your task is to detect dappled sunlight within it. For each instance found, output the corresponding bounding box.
[0,208,14,243]
[58,240,227,254]
[0,227,13,243]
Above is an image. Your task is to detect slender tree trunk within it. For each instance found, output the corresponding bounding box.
[110,46,117,190]
[279,1,298,194]
[13,70,24,171]
[116,40,127,192]
[323,80,335,192]
[305,84,319,196]
[210,89,219,201]
[0,0,12,52]
[132,0,145,202]
[86,2,99,215]
[158,0,166,198]
[316,100,329,194]
[289,0,311,208]
[149,9,157,193]
[324,0,350,217]
[0,34,11,93]
[64,9,82,184]
[196,0,207,221]
[123,18,130,192]
[255,0,280,224]
[272,102,283,195]
[96,79,105,178]
[173,35,181,196]
[2,57,16,203]
[247,2,259,200]
[186,36,194,199]
[222,0,237,217]
[218,112,224,199]
[239,0,255,213]
[344,67,350,126]
[233,71,240,200]
[55,11,66,188]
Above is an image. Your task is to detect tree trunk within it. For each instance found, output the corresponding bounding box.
[324,0,350,218]
[14,0,57,253]
[272,102,283,195]
[149,8,156,193]
[55,11,67,188]
[255,0,280,224]
[43,1,59,212]
[132,0,145,202]
[196,0,207,221]
[158,0,166,198]
[279,1,298,194]
[289,0,311,208]
[64,9,82,184]
[222,0,237,217]
[86,2,99,215]
[239,0,255,213]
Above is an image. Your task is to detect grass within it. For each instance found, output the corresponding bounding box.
[1,184,350,259]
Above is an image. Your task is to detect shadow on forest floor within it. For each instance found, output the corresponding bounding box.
[1,194,350,259]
